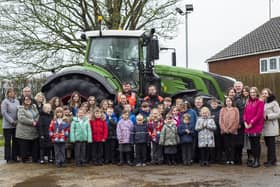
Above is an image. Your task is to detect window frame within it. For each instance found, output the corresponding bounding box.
[268,58,278,72]
[259,56,280,74]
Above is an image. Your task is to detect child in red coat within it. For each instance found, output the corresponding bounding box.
[90,108,108,165]
[148,108,164,164]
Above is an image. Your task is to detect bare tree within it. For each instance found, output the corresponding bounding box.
[0,0,181,78]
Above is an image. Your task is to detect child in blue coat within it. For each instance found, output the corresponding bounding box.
[131,114,149,166]
[104,107,119,164]
[178,113,195,165]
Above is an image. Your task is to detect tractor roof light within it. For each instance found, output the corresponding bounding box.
[98,16,103,22]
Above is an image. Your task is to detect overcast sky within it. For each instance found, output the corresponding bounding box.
[157,0,280,71]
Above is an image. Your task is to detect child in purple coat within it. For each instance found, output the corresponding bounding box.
[117,110,134,166]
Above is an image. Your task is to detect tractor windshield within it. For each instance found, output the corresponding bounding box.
[88,37,139,88]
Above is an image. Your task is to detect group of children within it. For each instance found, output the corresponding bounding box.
[35,89,237,168]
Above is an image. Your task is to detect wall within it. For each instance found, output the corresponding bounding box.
[208,51,280,77]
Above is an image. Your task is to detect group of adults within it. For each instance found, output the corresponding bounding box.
[228,82,279,167]
[1,87,40,162]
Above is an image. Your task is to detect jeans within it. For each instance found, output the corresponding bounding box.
[86,143,92,162]
[234,145,243,163]
[151,142,163,163]
[74,142,87,164]
[135,143,147,164]
[3,128,17,161]
[264,136,277,163]
[18,138,39,162]
[200,147,210,163]
[223,134,235,161]
[91,142,104,163]
[249,136,261,161]
[181,143,193,163]
[54,143,65,164]
[40,146,54,161]
[120,152,131,163]
[104,139,118,163]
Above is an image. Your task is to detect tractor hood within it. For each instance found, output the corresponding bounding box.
[155,65,235,101]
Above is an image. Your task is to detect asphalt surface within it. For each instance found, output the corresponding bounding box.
[0,145,280,187]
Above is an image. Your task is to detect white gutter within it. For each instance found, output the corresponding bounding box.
[206,48,280,63]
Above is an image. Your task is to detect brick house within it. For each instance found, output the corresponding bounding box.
[206,17,280,77]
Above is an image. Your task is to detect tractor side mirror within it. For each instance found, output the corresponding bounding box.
[148,38,159,61]
[172,51,176,66]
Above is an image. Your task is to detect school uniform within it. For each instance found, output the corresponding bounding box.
[131,123,149,165]
[104,113,119,164]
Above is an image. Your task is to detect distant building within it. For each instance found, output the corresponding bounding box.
[206,17,280,77]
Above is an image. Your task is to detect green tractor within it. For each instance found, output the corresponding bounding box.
[42,29,234,104]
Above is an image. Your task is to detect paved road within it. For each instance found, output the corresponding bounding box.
[0,160,280,186]
[1,146,280,187]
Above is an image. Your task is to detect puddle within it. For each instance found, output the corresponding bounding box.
[13,175,60,187]
[144,179,235,187]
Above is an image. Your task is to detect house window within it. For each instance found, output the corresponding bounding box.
[260,59,267,73]
[259,56,280,74]
[269,58,277,71]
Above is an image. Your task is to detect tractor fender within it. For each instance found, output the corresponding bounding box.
[171,89,198,99]
[41,69,117,95]
[171,89,199,107]
[171,89,217,107]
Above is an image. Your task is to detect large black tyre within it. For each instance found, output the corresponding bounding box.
[43,76,113,104]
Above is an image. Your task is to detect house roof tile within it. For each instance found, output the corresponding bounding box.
[207,16,280,63]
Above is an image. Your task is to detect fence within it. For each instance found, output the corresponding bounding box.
[236,73,280,101]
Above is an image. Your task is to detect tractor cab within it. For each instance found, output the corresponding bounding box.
[85,30,160,96]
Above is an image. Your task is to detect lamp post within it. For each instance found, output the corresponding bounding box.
[269,0,271,20]
[176,4,193,68]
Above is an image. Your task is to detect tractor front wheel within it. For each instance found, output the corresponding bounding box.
[43,77,113,104]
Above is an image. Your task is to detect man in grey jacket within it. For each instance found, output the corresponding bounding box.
[1,87,20,163]
[19,87,36,105]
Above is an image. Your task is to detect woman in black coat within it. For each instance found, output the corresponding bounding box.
[234,86,250,165]
[37,103,54,164]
